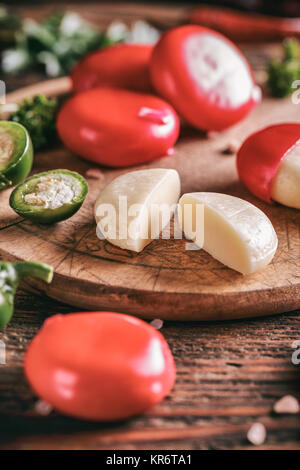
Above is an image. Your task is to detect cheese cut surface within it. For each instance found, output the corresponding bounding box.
[271,142,300,209]
[94,169,181,252]
[179,192,278,275]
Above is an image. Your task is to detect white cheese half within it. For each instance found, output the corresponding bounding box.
[94,169,181,252]
[178,192,278,275]
[271,143,300,209]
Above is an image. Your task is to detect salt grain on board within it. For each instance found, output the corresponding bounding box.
[150,319,164,330]
[247,422,267,446]
[34,400,53,416]
[273,395,300,414]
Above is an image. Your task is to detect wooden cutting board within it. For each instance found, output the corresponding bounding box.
[0,78,299,321]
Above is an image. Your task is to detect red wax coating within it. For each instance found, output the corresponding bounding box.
[56,87,180,167]
[71,44,154,94]
[25,312,176,421]
[150,25,260,131]
[237,123,300,203]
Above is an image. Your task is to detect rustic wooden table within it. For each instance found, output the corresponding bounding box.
[0,288,300,450]
[0,2,299,450]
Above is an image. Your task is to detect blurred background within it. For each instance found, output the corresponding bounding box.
[2,1,300,16]
[1,1,300,92]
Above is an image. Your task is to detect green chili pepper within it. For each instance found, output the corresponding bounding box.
[9,169,88,224]
[0,121,33,190]
[0,261,53,329]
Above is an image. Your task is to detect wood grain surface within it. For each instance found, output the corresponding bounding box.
[0,2,299,451]
[0,290,299,450]
[0,83,299,320]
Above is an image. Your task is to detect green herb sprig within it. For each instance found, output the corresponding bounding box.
[2,10,117,77]
[268,38,300,98]
[9,94,58,150]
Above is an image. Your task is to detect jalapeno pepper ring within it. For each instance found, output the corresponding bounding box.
[9,169,88,224]
[0,121,33,190]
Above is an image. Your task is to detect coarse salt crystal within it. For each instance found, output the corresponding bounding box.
[273,395,300,414]
[150,319,164,330]
[34,400,53,416]
[247,422,267,446]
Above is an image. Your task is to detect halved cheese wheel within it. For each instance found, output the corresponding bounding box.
[94,169,181,252]
[178,192,278,275]
[150,25,260,131]
[237,123,300,206]
[271,142,300,209]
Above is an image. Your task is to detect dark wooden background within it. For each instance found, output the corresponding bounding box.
[0,2,299,450]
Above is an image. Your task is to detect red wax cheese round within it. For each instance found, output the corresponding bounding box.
[150,25,260,131]
[237,123,300,204]
[71,44,154,94]
[56,87,180,167]
[25,312,176,421]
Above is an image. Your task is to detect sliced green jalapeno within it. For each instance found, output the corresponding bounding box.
[0,261,53,329]
[0,121,33,190]
[9,169,88,224]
